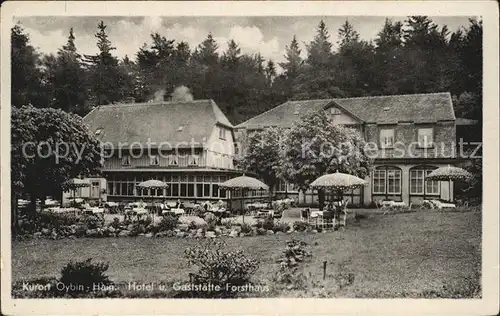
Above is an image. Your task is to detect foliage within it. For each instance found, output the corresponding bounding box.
[292,221,310,232]
[256,217,275,231]
[273,221,290,233]
[12,17,482,125]
[37,211,79,228]
[183,240,259,298]
[240,222,253,234]
[240,127,287,197]
[157,215,179,232]
[11,106,102,222]
[220,218,234,229]
[59,258,112,297]
[280,110,373,208]
[85,215,102,229]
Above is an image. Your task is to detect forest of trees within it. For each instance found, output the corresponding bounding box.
[11,16,482,125]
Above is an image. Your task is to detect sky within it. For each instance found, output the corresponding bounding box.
[17,16,473,66]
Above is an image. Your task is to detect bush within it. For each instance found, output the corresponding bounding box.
[292,221,310,232]
[240,222,253,234]
[256,228,267,235]
[220,218,234,229]
[204,212,218,226]
[273,221,290,233]
[85,215,102,229]
[256,217,275,231]
[58,258,112,297]
[157,215,179,232]
[111,217,121,229]
[183,240,259,298]
[38,211,80,229]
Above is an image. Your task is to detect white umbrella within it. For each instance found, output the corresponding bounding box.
[220,175,269,222]
[426,165,472,202]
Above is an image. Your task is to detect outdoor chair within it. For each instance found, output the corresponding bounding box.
[300,208,310,222]
[320,211,335,230]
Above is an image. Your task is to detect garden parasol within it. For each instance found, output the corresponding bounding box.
[310,171,367,196]
[137,179,169,197]
[220,175,269,223]
[425,165,472,202]
[310,171,368,224]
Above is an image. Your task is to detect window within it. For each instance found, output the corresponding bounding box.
[387,170,401,194]
[171,183,179,196]
[203,184,211,197]
[418,128,434,148]
[91,181,100,198]
[219,127,226,140]
[169,155,178,166]
[187,183,195,197]
[330,107,341,115]
[150,155,159,166]
[196,184,203,197]
[212,184,219,198]
[379,129,395,148]
[425,170,440,195]
[410,170,424,194]
[121,155,131,166]
[188,155,199,166]
[180,183,187,197]
[372,169,386,194]
[372,167,401,195]
[410,168,440,195]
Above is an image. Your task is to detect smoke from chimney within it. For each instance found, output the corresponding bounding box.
[171,85,194,102]
[153,89,166,102]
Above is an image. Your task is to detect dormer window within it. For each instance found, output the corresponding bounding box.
[121,155,131,166]
[188,155,199,166]
[219,127,226,140]
[379,129,395,148]
[150,155,159,166]
[329,108,341,115]
[418,128,434,148]
[169,155,178,166]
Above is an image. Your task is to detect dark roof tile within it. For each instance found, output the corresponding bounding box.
[83,99,232,147]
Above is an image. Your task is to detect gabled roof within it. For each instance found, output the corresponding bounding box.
[236,92,456,129]
[83,99,233,147]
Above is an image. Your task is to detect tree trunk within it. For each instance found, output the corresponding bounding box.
[318,188,325,211]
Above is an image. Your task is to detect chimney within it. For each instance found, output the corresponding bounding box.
[171,85,194,102]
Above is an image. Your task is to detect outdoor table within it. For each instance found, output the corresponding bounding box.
[310,211,323,228]
[247,202,268,210]
[163,208,185,216]
[256,209,270,216]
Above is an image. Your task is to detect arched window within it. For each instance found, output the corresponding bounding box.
[372,166,402,196]
[409,165,440,196]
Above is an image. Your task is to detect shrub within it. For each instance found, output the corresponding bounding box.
[273,221,290,233]
[58,258,112,297]
[188,221,198,231]
[38,211,80,229]
[240,222,253,234]
[256,228,267,235]
[111,217,121,229]
[257,217,275,231]
[220,218,234,229]
[157,215,179,232]
[85,215,102,229]
[183,240,259,298]
[204,212,218,226]
[292,221,310,232]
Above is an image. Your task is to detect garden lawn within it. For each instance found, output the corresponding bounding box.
[11,210,481,298]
